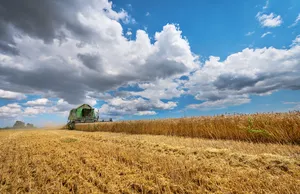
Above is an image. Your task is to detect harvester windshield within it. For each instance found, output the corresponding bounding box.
[82,108,92,117]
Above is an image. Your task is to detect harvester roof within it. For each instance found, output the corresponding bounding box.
[75,104,93,110]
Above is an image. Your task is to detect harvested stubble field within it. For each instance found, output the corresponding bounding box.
[0,129,299,193]
[76,112,300,144]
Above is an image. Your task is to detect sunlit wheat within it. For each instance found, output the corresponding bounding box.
[75,111,300,144]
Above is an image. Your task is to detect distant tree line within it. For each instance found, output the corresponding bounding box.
[0,121,36,130]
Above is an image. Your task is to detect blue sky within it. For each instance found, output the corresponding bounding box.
[115,0,300,57]
[0,0,300,127]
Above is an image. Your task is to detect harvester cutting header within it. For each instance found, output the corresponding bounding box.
[67,104,112,129]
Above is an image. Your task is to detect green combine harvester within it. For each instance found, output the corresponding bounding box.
[67,104,113,130]
[67,104,99,130]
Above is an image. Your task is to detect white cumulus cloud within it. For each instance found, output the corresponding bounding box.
[134,111,156,116]
[0,89,26,100]
[25,98,49,106]
[0,103,23,118]
[0,0,199,119]
[256,12,283,27]
[185,35,300,110]
[98,97,176,118]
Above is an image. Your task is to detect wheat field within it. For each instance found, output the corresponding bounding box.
[75,112,300,144]
[0,128,299,193]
